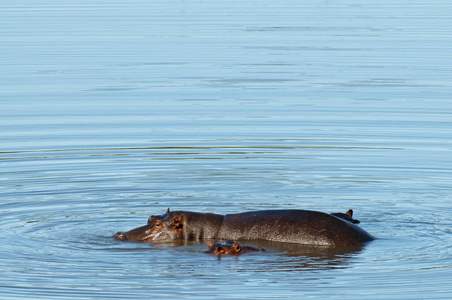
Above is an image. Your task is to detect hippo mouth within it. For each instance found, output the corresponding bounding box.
[114,231,157,242]
[114,232,129,241]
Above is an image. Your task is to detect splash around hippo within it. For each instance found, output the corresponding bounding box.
[114,208,374,247]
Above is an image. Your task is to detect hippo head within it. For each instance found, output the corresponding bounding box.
[114,209,183,242]
[206,241,243,255]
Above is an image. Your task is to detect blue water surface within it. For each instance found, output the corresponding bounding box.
[1,1,452,299]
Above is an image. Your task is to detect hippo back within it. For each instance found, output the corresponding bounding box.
[216,209,374,247]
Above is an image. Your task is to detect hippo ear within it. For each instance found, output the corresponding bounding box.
[166,208,170,214]
[346,209,353,218]
[207,242,213,248]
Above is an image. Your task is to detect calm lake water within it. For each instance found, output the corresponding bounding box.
[1,1,452,299]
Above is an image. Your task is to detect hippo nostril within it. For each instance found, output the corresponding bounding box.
[114,232,128,241]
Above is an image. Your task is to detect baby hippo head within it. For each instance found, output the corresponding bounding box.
[206,241,264,255]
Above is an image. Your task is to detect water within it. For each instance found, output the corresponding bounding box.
[1,0,452,299]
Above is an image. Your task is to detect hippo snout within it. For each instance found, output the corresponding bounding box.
[114,232,128,241]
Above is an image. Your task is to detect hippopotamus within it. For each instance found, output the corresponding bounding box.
[331,209,360,224]
[206,241,265,255]
[114,208,374,247]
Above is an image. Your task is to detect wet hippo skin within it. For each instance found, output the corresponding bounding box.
[114,208,374,247]
[216,210,372,247]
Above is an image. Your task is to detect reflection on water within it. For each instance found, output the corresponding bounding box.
[2,0,452,299]
[237,241,366,271]
[115,239,365,272]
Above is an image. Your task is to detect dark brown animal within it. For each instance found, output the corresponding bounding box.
[114,208,374,247]
[206,241,265,255]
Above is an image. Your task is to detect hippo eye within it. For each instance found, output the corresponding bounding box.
[235,245,241,252]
